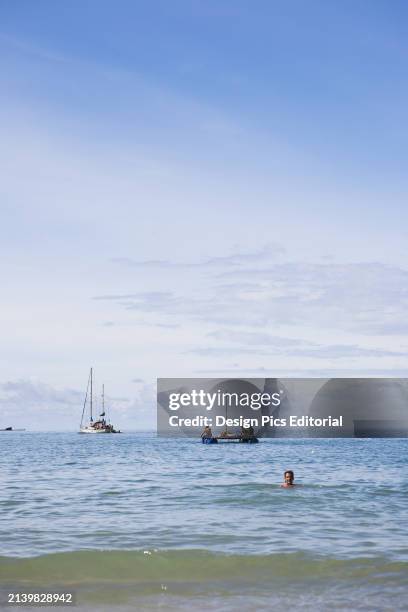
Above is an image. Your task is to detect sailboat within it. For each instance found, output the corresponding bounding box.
[79,368,121,433]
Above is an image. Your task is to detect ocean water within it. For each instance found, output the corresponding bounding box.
[0,433,407,611]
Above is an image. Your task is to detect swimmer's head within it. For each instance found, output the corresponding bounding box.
[284,470,294,485]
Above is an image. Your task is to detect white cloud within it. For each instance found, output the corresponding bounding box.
[94,259,408,337]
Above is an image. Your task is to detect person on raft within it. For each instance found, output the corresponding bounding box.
[219,429,236,438]
[240,425,255,440]
[201,426,213,439]
[281,470,295,487]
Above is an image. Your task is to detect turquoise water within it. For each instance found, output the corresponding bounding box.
[0,433,407,610]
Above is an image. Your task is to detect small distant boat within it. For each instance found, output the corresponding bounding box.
[79,368,121,434]
[0,427,26,431]
[201,401,258,444]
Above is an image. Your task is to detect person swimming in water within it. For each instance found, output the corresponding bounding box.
[281,470,295,487]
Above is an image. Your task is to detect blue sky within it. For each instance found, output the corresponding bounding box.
[1,1,408,429]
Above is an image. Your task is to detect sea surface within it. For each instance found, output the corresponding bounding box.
[0,433,407,611]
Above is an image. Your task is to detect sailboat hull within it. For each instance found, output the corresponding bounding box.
[79,427,113,434]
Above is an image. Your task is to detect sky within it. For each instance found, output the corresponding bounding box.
[1,0,408,430]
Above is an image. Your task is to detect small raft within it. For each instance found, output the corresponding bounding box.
[202,436,259,444]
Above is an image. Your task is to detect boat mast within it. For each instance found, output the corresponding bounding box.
[102,384,105,418]
[80,369,91,429]
[90,367,93,422]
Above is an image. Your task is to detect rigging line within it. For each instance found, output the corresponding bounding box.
[80,369,91,429]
